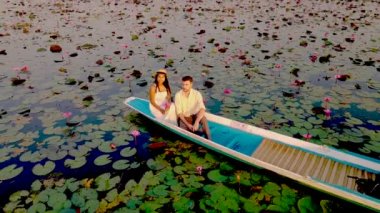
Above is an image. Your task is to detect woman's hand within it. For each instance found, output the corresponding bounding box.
[160,108,166,114]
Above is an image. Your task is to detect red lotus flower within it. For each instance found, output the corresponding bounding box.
[62,112,72,119]
[223,88,232,95]
[303,133,312,140]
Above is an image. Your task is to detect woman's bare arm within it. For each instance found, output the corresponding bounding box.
[149,85,165,113]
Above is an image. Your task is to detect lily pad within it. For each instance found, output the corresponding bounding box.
[28,203,46,213]
[98,142,117,153]
[31,180,42,191]
[9,190,29,202]
[95,173,120,191]
[120,147,137,158]
[94,154,112,166]
[64,157,87,169]
[207,170,228,182]
[173,197,194,212]
[0,164,23,181]
[32,161,55,176]
[298,196,320,212]
[112,159,130,170]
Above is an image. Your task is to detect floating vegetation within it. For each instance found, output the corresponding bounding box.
[0,0,379,211]
[2,139,348,212]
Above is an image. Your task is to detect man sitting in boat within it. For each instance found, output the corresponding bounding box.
[174,76,211,140]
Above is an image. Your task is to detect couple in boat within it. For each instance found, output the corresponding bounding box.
[149,69,211,140]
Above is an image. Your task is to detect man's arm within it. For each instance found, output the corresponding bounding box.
[193,91,206,131]
[175,93,193,130]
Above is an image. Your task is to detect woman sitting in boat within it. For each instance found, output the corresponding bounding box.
[149,69,177,124]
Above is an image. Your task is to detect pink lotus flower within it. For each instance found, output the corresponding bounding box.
[110,143,116,149]
[20,65,30,72]
[309,52,318,63]
[13,65,30,72]
[121,44,128,48]
[274,63,282,69]
[324,109,331,119]
[323,97,332,102]
[196,165,203,175]
[223,88,232,95]
[62,112,72,119]
[334,74,341,79]
[131,130,140,137]
[303,133,312,140]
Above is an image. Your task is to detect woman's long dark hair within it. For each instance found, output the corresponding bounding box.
[154,72,171,94]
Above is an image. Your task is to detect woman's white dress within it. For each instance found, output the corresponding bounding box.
[149,88,177,125]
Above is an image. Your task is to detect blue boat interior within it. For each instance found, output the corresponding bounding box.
[208,122,263,156]
[128,98,264,156]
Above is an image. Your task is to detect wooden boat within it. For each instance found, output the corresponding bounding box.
[124,97,380,211]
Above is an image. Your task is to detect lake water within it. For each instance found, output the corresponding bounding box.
[0,0,379,212]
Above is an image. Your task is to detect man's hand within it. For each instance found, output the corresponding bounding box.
[193,122,200,132]
[187,123,194,131]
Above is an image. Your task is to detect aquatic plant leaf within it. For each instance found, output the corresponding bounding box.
[120,147,136,157]
[32,161,55,176]
[85,199,99,213]
[98,142,117,153]
[364,143,380,153]
[112,159,130,170]
[47,191,67,209]
[79,188,98,200]
[3,201,21,213]
[9,190,29,202]
[47,150,67,161]
[263,182,281,197]
[132,184,146,197]
[236,171,252,186]
[152,185,169,197]
[173,197,194,212]
[71,192,86,208]
[94,154,112,166]
[131,34,139,41]
[0,164,23,180]
[130,162,140,169]
[240,197,263,213]
[114,207,139,213]
[207,170,228,182]
[28,203,46,213]
[183,174,204,188]
[251,173,262,184]
[140,171,160,186]
[297,196,320,213]
[31,180,42,191]
[140,200,164,212]
[266,204,288,212]
[69,145,91,158]
[80,43,98,49]
[174,157,182,164]
[95,173,120,191]
[146,158,168,170]
[64,157,87,169]
[105,188,118,202]
[173,166,186,175]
